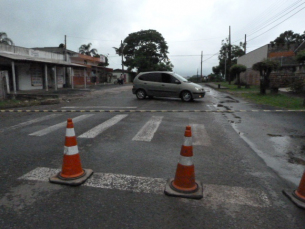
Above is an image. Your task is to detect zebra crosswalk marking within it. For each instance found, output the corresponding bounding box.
[0,114,61,133]
[4,114,211,143]
[78,114,128,139]
[29,114,94,136]
[132,116,163,142]
[190,124,211,146]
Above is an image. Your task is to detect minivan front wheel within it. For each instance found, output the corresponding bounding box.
[136,89,146,100]
[181,91,193,102]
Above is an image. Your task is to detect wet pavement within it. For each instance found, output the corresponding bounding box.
[204,85,305,186]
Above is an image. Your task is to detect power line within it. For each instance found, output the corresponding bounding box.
[67,35,120,42]
[168,37,224,43]
[244,0,300,35]
[236,0,286,34]
[232,0,305,45]
[247,6,305,42]
[247,1,305,37]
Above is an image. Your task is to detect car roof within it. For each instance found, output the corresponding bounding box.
[137,71,174,75]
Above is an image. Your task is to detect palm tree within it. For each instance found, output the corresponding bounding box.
[112,41,126,56]
[79,43,98,56]
[0,32,14,45]
[113,41,126,73]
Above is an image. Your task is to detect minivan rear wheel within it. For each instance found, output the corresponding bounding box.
[181,91,192,102]
[136,89,146,100]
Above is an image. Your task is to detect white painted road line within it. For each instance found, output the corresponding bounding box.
[19,167,271,208]
[132,116,163,142]
[0,114,61,133]
[78,114,128,138]
[190,124,211,146]
[29,114,94,136]
[61,106,137,109]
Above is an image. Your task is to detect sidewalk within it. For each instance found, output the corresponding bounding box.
[0,83,116,109]
[204,82,229,89]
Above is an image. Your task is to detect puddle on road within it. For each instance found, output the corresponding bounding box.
[268,135,305,165]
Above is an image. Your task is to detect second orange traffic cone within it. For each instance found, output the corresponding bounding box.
[164,126,203,199]
[49,118,93,186]
[283,169,305,209]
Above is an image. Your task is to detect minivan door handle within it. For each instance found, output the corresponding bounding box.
[162,84,165,86]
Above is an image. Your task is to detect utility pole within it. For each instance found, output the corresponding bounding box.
[121,40,124,76]
[244,34,247,54]
[228,26,231,84]
[200,51,203,82]
[224,48,227,81]
[64,35,67,61]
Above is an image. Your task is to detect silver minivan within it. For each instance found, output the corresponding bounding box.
[132,71,205,102]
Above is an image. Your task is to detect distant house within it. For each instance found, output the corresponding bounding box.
[0,43,85,95]
[109,69,136,84]
[237,42,305,87]
[33,47,113,86]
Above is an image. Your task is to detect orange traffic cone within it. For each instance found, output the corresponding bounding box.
[283,169,305,209]
[164,126,203,199]
[49,118,93,186]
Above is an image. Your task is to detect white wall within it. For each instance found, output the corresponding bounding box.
[18,64,43,90]
[238,45,268,68]
[112,72,131,83]
[56,66,64,88]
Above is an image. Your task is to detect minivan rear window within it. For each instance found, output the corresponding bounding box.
[139,73,161,82]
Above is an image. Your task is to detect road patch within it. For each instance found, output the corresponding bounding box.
[19,167,271,208]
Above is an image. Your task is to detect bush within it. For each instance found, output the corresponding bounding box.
[289,78,304,93]
[208,74,224,82]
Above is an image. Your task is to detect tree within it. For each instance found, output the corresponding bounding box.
[215,38,245,83]
[212,66,221,76]
[113,42,126,57]
[97,55,109,67]
[79,43,98,56]
[252,59,279,95]
[0,32,14,45]
[118,29,173,72]
[270,30,305,47]
[296,50,305,64]
[230,64,246,88]
[113,41,127,73]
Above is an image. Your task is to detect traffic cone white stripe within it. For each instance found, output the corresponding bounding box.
[66,128,76,137]
[179,156,194,166]
[64,145,79,155]
[184,136,192,146]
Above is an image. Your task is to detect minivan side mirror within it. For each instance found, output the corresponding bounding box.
[175,80,181,84]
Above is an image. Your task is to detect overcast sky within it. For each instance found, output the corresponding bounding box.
[1,0,304,76]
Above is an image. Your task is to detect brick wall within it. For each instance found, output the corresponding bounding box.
[240,67,305,90]
[269,71,305,89]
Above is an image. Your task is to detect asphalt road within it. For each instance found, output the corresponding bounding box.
[0,84,305,229]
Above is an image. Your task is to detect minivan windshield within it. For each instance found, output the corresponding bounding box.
[173,73,189,82]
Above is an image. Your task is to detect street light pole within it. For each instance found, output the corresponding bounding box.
[200,51,203,82]
[224,48,227,81]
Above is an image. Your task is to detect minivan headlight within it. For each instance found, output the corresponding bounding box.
[195,87,201,91]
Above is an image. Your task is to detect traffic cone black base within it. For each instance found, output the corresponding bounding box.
[50,169,93,186]
[282,189,305,209]
[164,178,203,199]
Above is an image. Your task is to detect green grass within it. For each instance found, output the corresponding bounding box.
[214,82,305,110]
